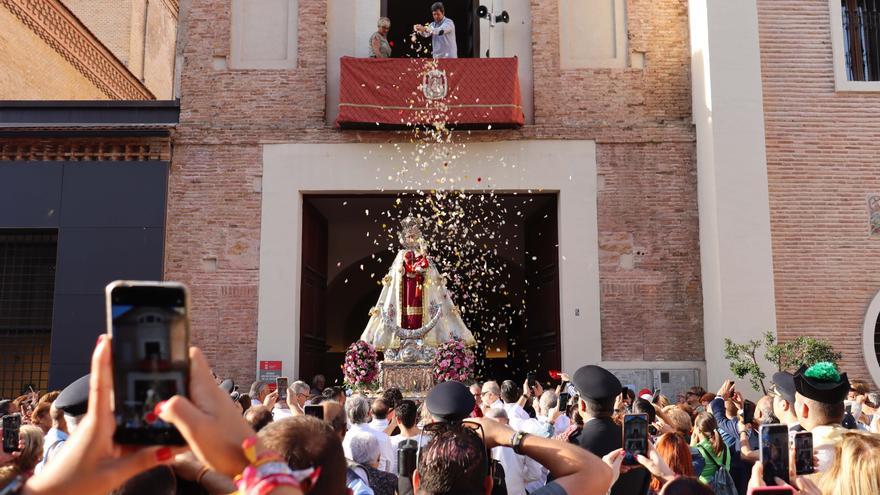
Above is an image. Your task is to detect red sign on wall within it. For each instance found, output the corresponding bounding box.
[259,360,283,390]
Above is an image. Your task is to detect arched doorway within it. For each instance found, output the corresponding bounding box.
[862,290,880,387]
[299,193,560,385]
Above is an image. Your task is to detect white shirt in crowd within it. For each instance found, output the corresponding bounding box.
[537,414,571,436]
[491,445,544,495]
[388,432,429,476]
[344,422,394,473]
[489,398,504,409]
[368,417,389,432]
[418,16,457,59]
[272,406,293,421]
[504,402,530,430]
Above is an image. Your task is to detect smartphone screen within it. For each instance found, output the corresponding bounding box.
[558,392,570,411]
[794,432,814,475]
[527,372,536,388]
[742,401,756,424]
[760,424,790,485]
[749,488,795,494]
[622,413,649,465]
[108,282,189,445]
[277,377,289,401]
[2,414,21,453]
[304,404,324,420]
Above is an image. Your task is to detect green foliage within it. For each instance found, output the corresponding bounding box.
[723,331,842,393]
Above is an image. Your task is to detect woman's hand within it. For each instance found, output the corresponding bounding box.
[263,390,278,409]
[24,335,184,495]
[601,448,624,487]
[636,440,676,483]
[157,347,257,478]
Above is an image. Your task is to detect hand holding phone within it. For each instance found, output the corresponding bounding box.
[106,281,190,445]
[558,392,571,411]
[2,414,21,453]
[759,424,790,485]
[622,413,649,466]
[276,377,289,401]
[304,404,324,420]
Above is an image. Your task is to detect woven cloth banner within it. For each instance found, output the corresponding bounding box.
[336,56,525,128]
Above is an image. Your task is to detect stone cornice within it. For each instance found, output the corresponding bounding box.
[1,0,154,100]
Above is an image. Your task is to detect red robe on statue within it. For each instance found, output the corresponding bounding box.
[401,250,429,329]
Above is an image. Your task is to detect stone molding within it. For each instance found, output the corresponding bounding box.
[1,0,154,100]
[0,137,171,161]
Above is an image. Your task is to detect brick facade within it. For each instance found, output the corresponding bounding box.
[170,0,702,382]
[758,0,880,383]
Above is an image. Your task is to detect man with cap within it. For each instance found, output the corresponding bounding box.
[39,374,90,470]
[793,362,850,471]
[771,371,803,431]
[570,365,650,495]
[418,380,614,495]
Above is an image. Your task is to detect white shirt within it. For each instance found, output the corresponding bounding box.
[537,414,571,436]
[419,16,457,58]
[388,432,429,476]
[504,402,531,430]
[488,398,504,409]
[272,406,293,421]
[344,423,395,473]
[491,446,544,495]
[369,418,389,432]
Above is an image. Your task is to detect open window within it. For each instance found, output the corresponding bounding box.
[381,0,479,58]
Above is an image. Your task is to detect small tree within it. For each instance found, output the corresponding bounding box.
[723,331,842,394]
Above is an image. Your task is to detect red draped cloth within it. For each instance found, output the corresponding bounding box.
[401,250,429,329]
[336,56,525,128]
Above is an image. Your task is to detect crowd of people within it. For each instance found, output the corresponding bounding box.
[1,336,880,495]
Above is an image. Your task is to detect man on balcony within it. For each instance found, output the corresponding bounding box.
[414,2,457,59]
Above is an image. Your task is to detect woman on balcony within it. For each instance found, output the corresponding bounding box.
[370,17,392,58]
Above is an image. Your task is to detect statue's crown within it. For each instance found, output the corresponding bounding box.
[398,215,424,248]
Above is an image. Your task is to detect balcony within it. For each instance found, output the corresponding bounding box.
[335,56,525,129]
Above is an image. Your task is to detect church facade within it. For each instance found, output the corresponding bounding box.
[162,0,880,393]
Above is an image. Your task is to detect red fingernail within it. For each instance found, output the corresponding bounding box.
[153,400,167,416]
[156,447,172,462]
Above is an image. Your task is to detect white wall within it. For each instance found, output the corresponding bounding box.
[257,140,598,379]
[689,0,777,395]
[325,0,534,124]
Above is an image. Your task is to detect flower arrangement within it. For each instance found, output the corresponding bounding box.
[433,338,475,383]
[343,340,380,390]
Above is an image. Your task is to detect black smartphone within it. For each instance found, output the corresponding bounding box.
[277,377,289,401]
[793,431,814,475]
[760,424,790,485]
[107,281,190,445]
[2,414,21,453]
[558,392,571,411]
[527,372,536,388]
[742,400,756,424]
[304,404,324,420]
[622,413,649,465]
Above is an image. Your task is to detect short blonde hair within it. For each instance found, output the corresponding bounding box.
[377,17,391,28]
[819,431,880,495]
[662,405,693,437]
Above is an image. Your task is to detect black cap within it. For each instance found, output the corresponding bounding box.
[571,365,622,401]
[55,374,90,417]
[426,381,474,422]
[771,371,797,404]
[793,364,850,404]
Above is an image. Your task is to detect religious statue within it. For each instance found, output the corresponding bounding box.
[360,215,476,362]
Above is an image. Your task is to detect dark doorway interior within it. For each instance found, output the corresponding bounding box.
[0,230,57,398]
[298,193,560,386]
[383,0,479,58]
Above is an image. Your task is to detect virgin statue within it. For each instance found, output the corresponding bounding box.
[360,215,476,362]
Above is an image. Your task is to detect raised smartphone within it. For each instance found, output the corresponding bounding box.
[760,424,790,485]
[277,377,289,401]
[2,414,21,453]
[304,404,324,420]
[558,392,571,411]
[622,413,649,466]
[793,431,814,475]
[107,281,190,445]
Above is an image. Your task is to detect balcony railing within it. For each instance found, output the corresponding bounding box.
[842,0,880,81]
[335,56,525,129]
